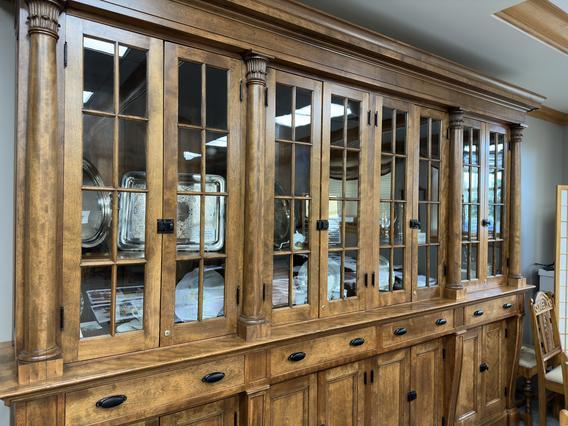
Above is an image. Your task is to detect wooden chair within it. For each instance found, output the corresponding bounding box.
[561,409,568,426]
[530,292,568,425]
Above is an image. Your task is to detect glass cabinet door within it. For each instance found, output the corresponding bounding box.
[160,43,243,345]
[266,70,322,324]
[62,18,163,361]
[320,83,369,316]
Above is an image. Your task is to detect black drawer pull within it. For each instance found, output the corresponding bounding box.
[288,351,306,362]
[393,327,407,336]
[96,395,127,409]
[350,337,365,347]
[202,372,225,383]
[435,318,447,326]
[407,390,417,401]
[503,303,513,309]
[473,310,484,317]
[479,362,489,373]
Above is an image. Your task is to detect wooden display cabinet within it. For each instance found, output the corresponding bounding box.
[0,0,535,424]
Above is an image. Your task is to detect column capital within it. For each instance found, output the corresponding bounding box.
[510,124,527,144]
[243,51,270,86]
[26,0,66,38]
[449,108,465,129]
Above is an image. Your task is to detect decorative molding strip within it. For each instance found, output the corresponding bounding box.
[528,106,568,125]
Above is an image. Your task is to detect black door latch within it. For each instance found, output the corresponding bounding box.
[157,219,175,234]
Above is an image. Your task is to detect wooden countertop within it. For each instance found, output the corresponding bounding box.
[0,285,533,404]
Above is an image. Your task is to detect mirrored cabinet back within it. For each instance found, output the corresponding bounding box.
[2,0,538,425]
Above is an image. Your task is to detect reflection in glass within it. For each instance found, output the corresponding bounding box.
[419,118,428,158]
[117,191,146,257]
[175,260,200,323]
[178,61,201,126]
[430,204,439,243]
[295,144,311,197]
[382,107,393,153]
[472,129,480,165]
[431,120,441,159]
[395,111,407,155]
[292,255,309,306]
[461,245,468,281]
[177,195,200,252]
[82,190,112,259]
[419,160,428,202]
[328,200,342,248]
[204,195,226,253]
[330,96,345,146]
[345,150,359,198]
[202,259,225,319]
[274,198,290,251]
[115,264,145,334]
[463,128,471,164]
[119,46,147,117]
[393,247,404,290]
[393,203,405,245]
[497,134,505,168]
[329,148,344,198]
[379,202,391,245]
[394,157,406,200]
[344,251,358,297]
[431,164,440,202]
[470,205,479,241]
[379,248,390,292]
[381,156,392,200]
[345,201,358,247]
[206,132,228,182]
[496,171,503,203]
[119,119,147,188]
[295,88,312,142]
[462,166,470,203]
[328,253,342,300]
[83,37,114,113]
[206,66,228,130]
[294,200,309,250]
[83,114,114,186]
[430,246,438,285]
[418,204,427,242]
[462,205,469,240]
[80,266,112,338]
[488,242,494,276]
[178,128,202,189]
[273,255,290,308]
[495,243,503,275]
[471,168,479,203]
[470,246,478,280]
[495,206,502,238]
[275,84,293,140]
[418,246,427,288]
[346,99,360,148]
[275,142,292,195]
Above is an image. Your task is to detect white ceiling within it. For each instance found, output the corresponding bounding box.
[299,0,568,112]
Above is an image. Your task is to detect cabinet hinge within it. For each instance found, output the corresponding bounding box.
[64,41,68,68]
[363,371,367,385]
[442,416,446,426]
[442,348,446,360]
[374,111,378,127]
[367,110,371,125]
[370,369,374,383]
[236,287,240,305]
[239,80,243,102]
[262,283,266,302]
[265,87,268,107]
[59,306,64,331]
[364,273,368,288]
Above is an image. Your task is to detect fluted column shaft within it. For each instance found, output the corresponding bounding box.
[509,125,525,283]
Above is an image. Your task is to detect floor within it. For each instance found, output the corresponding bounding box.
[520,400,559,425]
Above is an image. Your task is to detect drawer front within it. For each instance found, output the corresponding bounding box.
[464,296,518,326]
[380,310,454,349]
[65,355,244,425]
[270,326,376,377]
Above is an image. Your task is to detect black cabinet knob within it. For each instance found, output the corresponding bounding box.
[202,372,225,383]
[435,318,447,326]
[393,327,407,336]
[407,390,417,401]
[479,362,489,373]
[481,219,491,227]
[503,303,513,309]
[96,395,127,409]
[473,310,484,317]
[288,351,306,362]
[350,337,366,347]
[409,219,421,229]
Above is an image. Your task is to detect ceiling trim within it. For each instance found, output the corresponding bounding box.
[528,106,568,125]
[495,0,568,55]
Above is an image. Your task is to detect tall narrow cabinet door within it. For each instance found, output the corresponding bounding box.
[456,328,482,426]
[320,83,370,317]
[265,70,322,325]
[62,16,163,361]
[370,349,410,426]
[161,43,244,345]
[410,339,444,426]
[267,375,317,426]
[317,361,366,426]
[480,321,507,421]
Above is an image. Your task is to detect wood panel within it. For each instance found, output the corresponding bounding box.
[410,339,444,426]
[160,397,238,426]
[456,328,482,426]
[480,321,507,420]
[266,374,317,426]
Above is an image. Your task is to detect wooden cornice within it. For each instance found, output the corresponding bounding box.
[528,105,568,125]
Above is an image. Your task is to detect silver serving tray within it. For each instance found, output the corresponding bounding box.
[118,172,226,252]
[82,159,112,248]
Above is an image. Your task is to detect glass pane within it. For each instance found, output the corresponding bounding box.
[83,114,114,187]
[419,118,428,158]
[380,108,393,155]
[487,242,494,276]
[295,144,311,197]
[295,88,312,143]
[472,129,480,165]
[330,96,345,146]
[496,171,503,203]
[275,142,292,195]
[497,134,505,168]
[275,84,293,140]
[83,37,114,113]
[470,245,478,279]
[489,133,496,169]
[204,195,225,253]
[470,205,479,241]
[345,150,359,198]
[488,173,495,205]
[393,203,405,245]
[495,206,502,239]
[206,66,228,130]
[177,195,200,252]
[115,264,145,334]
[430,204,439,243]
[175,260,200,323]
[329,148,344,198]
[461,245,469,281]
[379,202,391,245]
[431,120,441,160]
[393,247,404,290]
[379,248,391,292]
[418,204,427,244]
[328,200,342,248]
[328,252,342,300]
[419,160,428,202]
[346,99,360,149]
[431,163,440,202]
[488,207,495,240]
[117,191,146,258]
[380,156,392,200]
[418,246,427,288]
[293,254,309,306]
[178,61,201,126]
[119,46,147,117]
[82,190,112,259]
[293,200,309,250]
[471,167,479,203]
[178,128,202,187]
[395,111,407,155]
[495,243,503,275]
[206,132,228,183]
[462,166,470,203]
[462,205,469,241]
[273,255,290,308]
[394,157,406,200]
[203,259,225,319]
[274,199,291,251]
[80,266,112,338]
[463,128,471,164]
[119,119,147,188]
[344,251,358,297]
[430,246,438,285]
[345,201,358,247]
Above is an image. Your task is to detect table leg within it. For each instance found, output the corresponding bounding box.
[524,377,532,426]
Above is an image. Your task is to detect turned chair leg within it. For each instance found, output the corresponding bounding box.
[525,377,533,426]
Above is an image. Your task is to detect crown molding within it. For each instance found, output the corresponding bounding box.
[528,106,568,125]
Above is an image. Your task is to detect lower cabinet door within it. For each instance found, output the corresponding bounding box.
[317,361,366,426]
[456,327,482,426]
[409,339,444,426]
[160,396,239,426]
[480,321,507,421]
[267,375,317,425]
[370,348,410,426]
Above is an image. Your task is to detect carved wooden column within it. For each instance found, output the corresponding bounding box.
[446,108,466,299]
[238,52,270,340]
[18,0,65,383]
[508,124,526,287]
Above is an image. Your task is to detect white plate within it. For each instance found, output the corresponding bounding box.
[175,268,225,322]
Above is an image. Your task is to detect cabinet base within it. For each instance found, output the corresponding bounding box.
[17,357,63,385]
[444,287,467,300]
[508,276,527,288]
[238,317,271,341]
